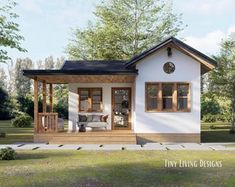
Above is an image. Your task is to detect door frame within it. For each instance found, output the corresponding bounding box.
[111,87,132,130]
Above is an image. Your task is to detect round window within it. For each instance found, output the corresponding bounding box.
[163,62,175,74]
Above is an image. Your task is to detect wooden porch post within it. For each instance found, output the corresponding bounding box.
[49,84,53,112]
[42,80,47,113]
[34,77,38,133]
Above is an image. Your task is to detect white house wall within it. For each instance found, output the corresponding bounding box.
[135,47,201,134]
[68,83,134,132]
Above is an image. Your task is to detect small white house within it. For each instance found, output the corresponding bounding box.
[23,37,216,144]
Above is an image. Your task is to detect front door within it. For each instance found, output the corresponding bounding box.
[112,88,131,130]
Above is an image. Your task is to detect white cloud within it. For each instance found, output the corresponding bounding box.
[185,26,235,55]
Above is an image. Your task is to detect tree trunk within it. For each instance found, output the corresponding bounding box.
[232,95,235,130]
[231,86,235,130]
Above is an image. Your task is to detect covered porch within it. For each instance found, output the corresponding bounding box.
[24,72,137,144]
[32,74,136,133]
[23,60,138,143]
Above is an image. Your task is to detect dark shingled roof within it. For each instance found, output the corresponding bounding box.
[23,60,138,76]
[61,60,128,71]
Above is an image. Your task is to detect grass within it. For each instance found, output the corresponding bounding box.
[0,120,235,143]
[201,122,235,142]
[0,120,33,144]
[0,150,235,187]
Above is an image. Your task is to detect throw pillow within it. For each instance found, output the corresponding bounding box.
[101,115,108,122]
[79,115,87,122]
[92,115,101,122]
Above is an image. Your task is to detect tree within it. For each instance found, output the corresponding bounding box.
[44,56,54,69]
[14,58,33,96]
[208,33,235,130]
[0,68,7,88]
[0,87,13,119]
[0,0,26,63]
[66,0,184,60]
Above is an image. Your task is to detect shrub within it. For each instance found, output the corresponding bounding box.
[0,132,6,138]
[202,114,217,123]
[12,114,33,127]
[0,147,16,160]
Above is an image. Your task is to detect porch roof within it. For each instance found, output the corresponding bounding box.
[23,60,138,83]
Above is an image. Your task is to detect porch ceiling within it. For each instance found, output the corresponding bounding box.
[29,74,137,84]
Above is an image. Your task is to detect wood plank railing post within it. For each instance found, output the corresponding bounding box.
[34,77,39,133]
[43,81,47,113]
[49,84,53,112]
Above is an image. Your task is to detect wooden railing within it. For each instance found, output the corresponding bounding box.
[38,113,58,133]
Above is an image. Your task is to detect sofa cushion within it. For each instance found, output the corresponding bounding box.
[87,122,107,128]
[92,115,101,122]
[79,115,87,122]
[87,115,93,122]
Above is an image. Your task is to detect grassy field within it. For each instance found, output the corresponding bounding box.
[0,150,234,187]
[0,120,235,143]
[201,122,235,142]
[0,120,33,144]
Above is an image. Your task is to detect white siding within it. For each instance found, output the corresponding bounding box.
[68,83,134,132]
[134,47,201,133]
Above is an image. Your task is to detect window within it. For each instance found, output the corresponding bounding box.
[146,83,158,111]
[78,88,102,112]
[162,83,173,110]
[177,84,190,111]
[145,82,190,112]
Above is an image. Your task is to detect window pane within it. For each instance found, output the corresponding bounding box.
[178,98,188,110]
[146,84,158,110]
[92,103,100,111]
[177,84,189,97]
[80,90,89,111]
[147,84,158,97]
[163,98,172,109]
[147,98,158,110]
[92,90,101,102]
[162,84,173,97]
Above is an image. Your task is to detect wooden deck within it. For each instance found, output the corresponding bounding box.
[34,131,137,144]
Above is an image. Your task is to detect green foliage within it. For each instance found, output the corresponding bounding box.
[66,0,184,60]
[203,114,230,123]
[203,114,217,123]
[0,147,16,160]
[0,87,13,120]
[201,93,232,122]
[201,93,220,116]
[14,58,33,96]
[0,0,26,63]
[207,33,235,129]
[54,97,68,119]
[12,113,32,128]
[16,94,34,117]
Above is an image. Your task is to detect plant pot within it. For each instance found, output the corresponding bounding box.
[79,124,86,132]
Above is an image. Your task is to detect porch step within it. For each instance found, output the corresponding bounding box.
[35,132,137,144]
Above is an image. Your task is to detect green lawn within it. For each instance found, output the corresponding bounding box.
[0,120,33,144]
[0,120,235,143]
[201,122,235,142]
[0,150,235,187]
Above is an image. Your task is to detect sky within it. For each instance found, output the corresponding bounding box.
[3,0,235,64]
